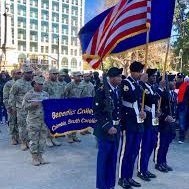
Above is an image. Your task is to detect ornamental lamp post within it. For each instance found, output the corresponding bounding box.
[179,49,183,73]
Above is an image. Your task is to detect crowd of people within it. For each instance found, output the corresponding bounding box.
[0,62,188,189]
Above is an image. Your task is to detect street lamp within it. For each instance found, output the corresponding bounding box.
[179,49,183,72]
[57,34,60,70]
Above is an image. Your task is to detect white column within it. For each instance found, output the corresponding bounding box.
[38,0,41,54]
[58,0,62,69]
[14,0,18,50]
[4,0,13,48]
[68,2,72,70]
[26,0,30,53]
[49,0,52,54]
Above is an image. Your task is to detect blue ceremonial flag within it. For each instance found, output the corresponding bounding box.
[79,0,176,56]
[42,98,96,136]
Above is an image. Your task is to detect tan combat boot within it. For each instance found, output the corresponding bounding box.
[73,136,81,143]
[21,142,28,151]
[11,137,18,145]
[32,154,40,166]
[67,137,74,143]
[46,138,54,147]
[38,154,49,165]
[51,138,61,146]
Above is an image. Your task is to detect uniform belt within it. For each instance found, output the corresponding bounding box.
[122,101,134,108]
[145,105,152,112]
[113,120,120,126]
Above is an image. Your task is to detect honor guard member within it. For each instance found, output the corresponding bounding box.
[119,61,146,189]
[80,72,95,135]
[93,67,122,189]
[22,76,49,166]
[8,65,33,151]
[64,71,84,143]
[43,67,61,147]
[137,69,159,181]
[57,69,67,98]
[154,75,176,172]
[3,69,22,145]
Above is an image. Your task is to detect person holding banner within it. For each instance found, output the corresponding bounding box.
[22,76,49,166]
[80,72,95,135]
[119,61,146,189]
[43,68,61,147]
[93,67,122,189]
[64,71,84,143]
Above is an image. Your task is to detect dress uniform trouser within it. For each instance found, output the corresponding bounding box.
[119,130,143,180]
[137,127,158,174]
[154,132,172,165]
[96,138,118,189]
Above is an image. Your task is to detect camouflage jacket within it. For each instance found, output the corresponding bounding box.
[64,81,84,98]
[8,78,32,109]
[80,80,95,97]
[43,80,59,99]
[3,79,15,108]
[57,81,67,98]
[22,89,49,124]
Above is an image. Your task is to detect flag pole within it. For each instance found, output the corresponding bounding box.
[162,38,171,80]
[157,38,171,113]
[141,29,150,112]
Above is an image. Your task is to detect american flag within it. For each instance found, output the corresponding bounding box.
[83,0,151,69]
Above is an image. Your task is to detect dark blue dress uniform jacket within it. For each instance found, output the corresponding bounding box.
[93,84,122,141]
[157,89,175,134]
[140,82,159,128]
[121,77,144,132]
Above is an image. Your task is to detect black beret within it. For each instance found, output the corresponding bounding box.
[130,61,144,72]
[177,73,185,79]
[107,67,123,77]
[146,68,157,77]
[167,74,176,82]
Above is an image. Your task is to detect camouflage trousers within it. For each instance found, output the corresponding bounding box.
[7,112,18,139]
[27,123,47,155]
[17,108,28,143]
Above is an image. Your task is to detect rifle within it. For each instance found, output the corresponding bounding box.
[165,74,173,117]
[102,70,114,121]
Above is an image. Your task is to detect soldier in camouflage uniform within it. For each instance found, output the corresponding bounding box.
[57,69,67,98]
[64,71,84,143]
[3,69,22,145]
[80,72,95,135]
[43,68,61,147]
[80,72,95,97]
[22,76,49,166]
[8,66,33,150]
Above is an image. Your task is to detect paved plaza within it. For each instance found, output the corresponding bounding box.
[0,124,189,189]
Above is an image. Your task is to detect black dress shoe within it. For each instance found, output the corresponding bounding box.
[146,171,156,178]
[137,172,151,181]
[128,178,141,187]
[162,163,173,171]
[155,164,168,173]
[118,178,132,189]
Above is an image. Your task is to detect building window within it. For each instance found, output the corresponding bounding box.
[74,49,77,56]
[71,58,77,68]
[61,57,68,68]
[62,47,68,55]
